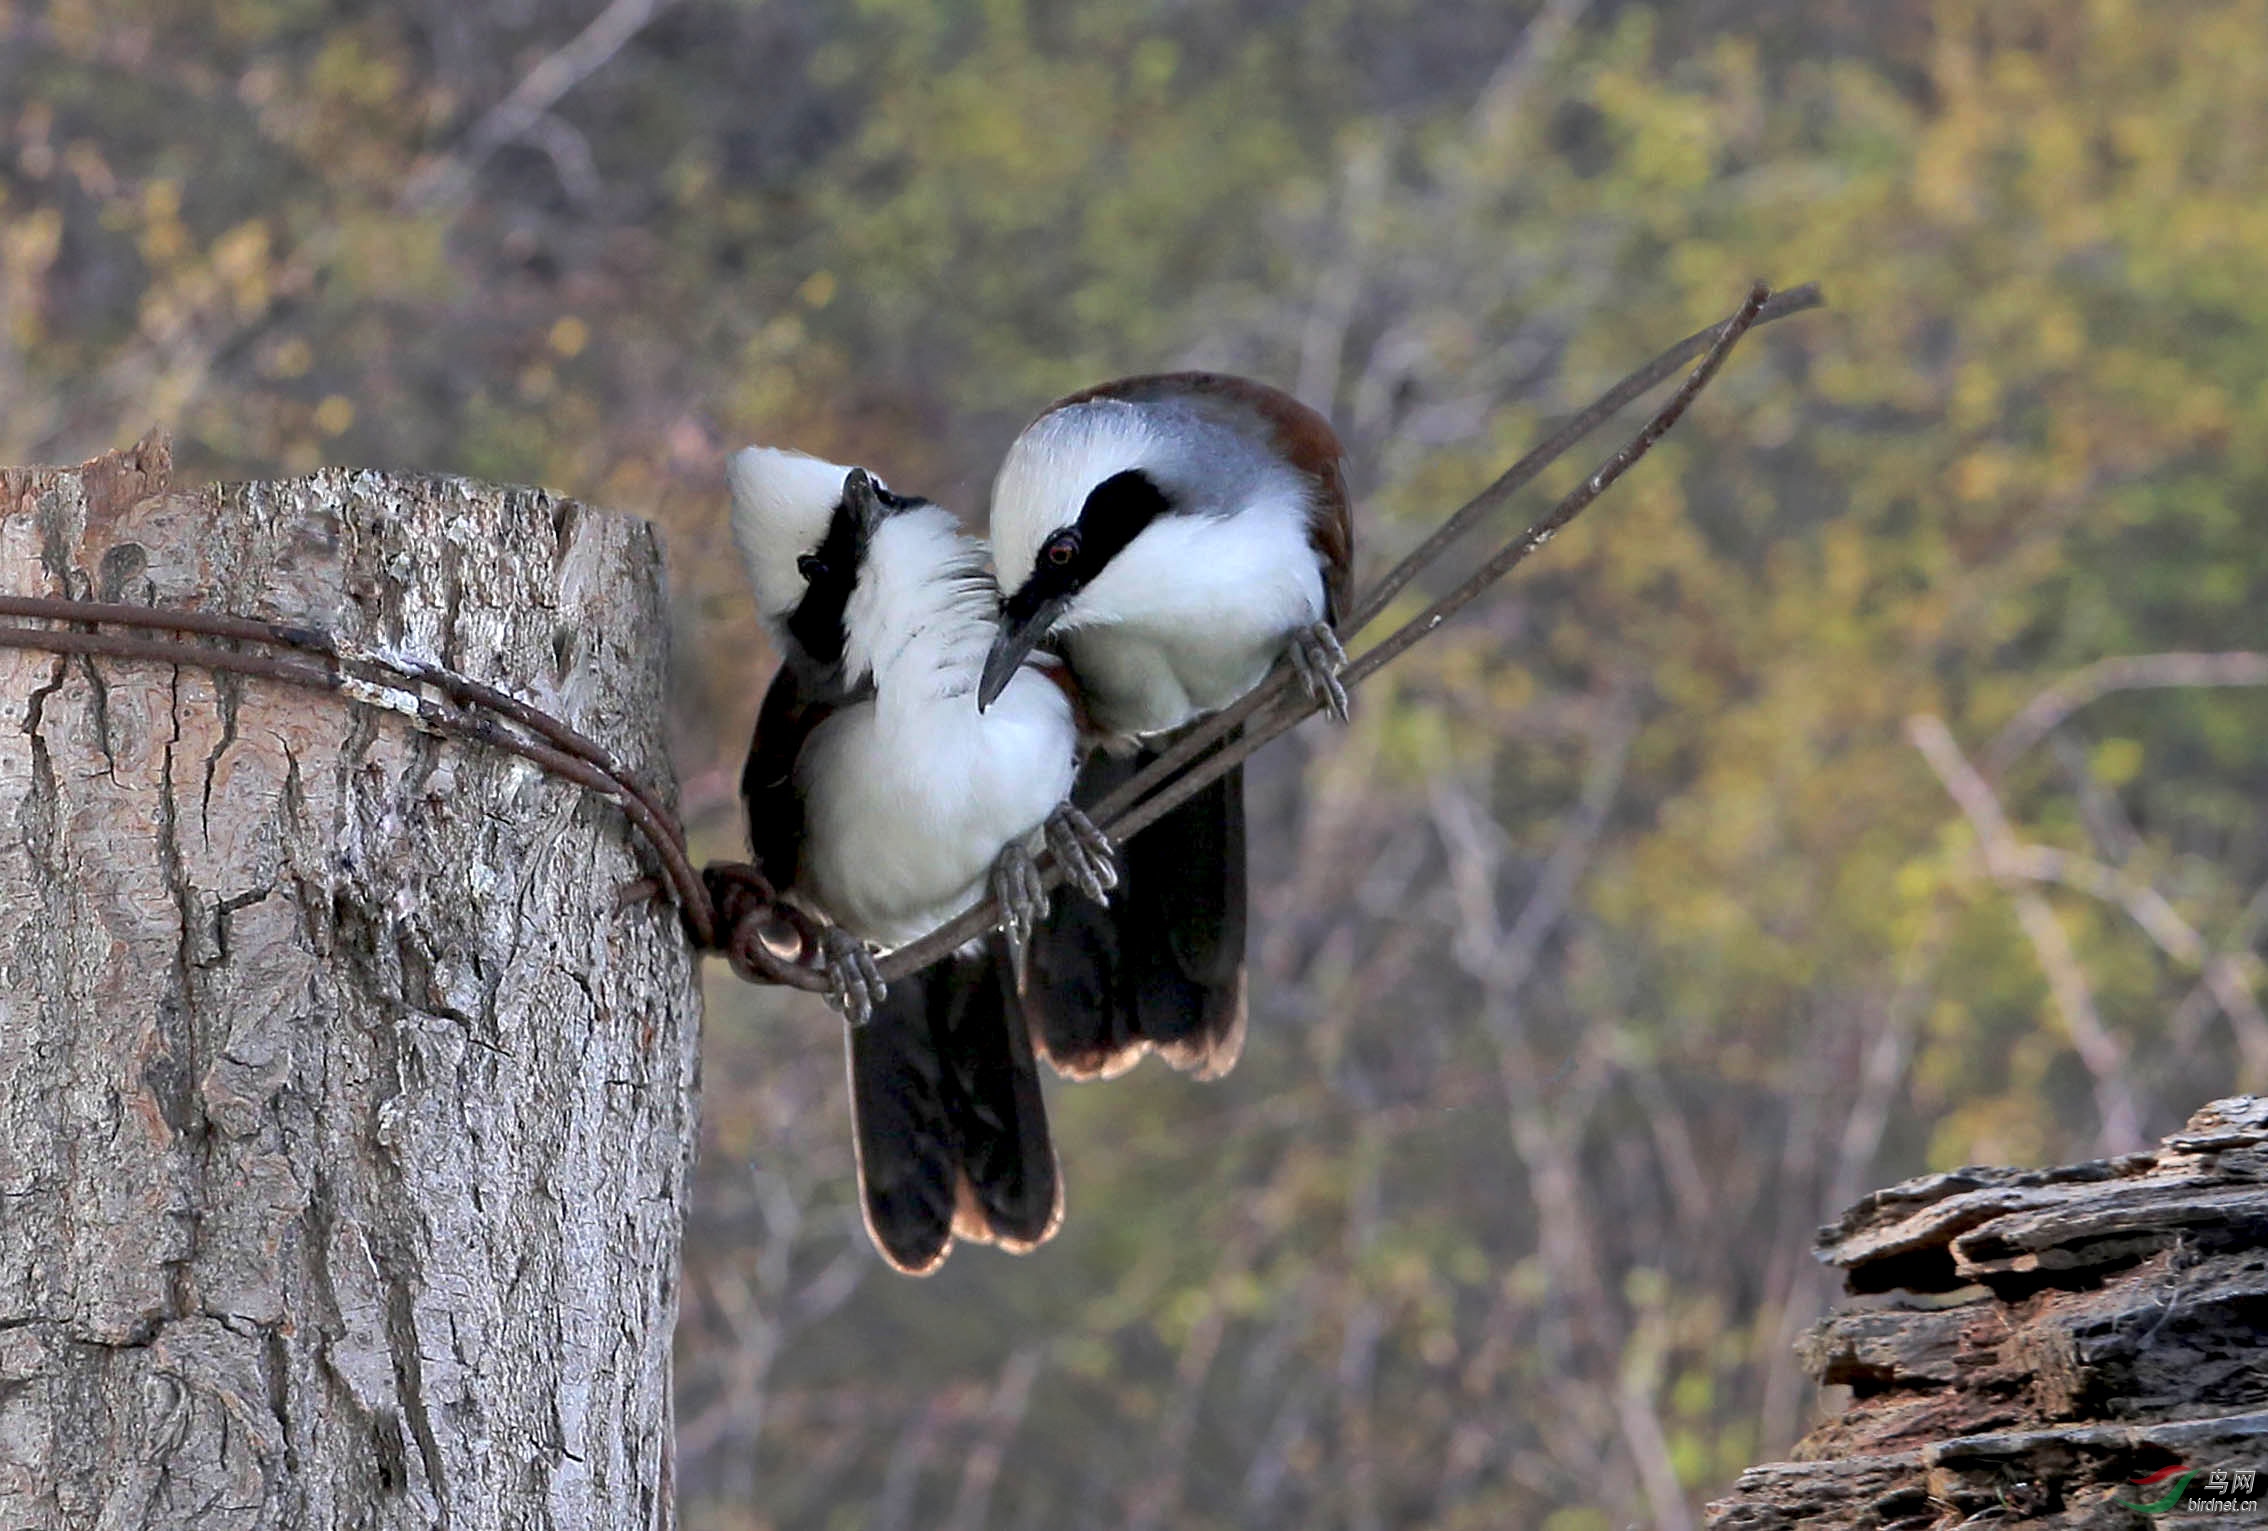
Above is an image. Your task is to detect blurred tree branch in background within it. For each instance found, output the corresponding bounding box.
[401,0,680,214]
[1909,713,2146,1153]
[1987,652,2268,777]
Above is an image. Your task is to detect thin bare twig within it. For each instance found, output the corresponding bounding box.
[401,0,676,213]
[1430,690,1636,996]
[2051,732,2143,866]
[1942,693,2268,1081]
[1346,281,1819,634]
[1985,656,2268,1076]
[1616,1306,1698,1531]
[1334,1122,1388,1531]
[1985,651,2268,778]
[1124,1216,1261,1531]
[1467,0,1596,143]
[1293,137,1387,411]
[1908,714,2146,1153]
[1994,847,2268,1077]
[872,1396,951,1531]
[1425,699,1640,1520]
[2170,876,2268,1078]
[940,1348,1044,1531]
[1431,703,1632,1360]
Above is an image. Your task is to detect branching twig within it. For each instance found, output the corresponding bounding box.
[1940,661,2268,1080]
[1345,281,1819,634]
[401,0,677,213]
[1985,651,2268,778]
[1467,0,1596,143]
[2170,876,2268,1078]
[1980,823,2268,1077]
[1907,714,2146,1153]
[1125,1214,1262,1531]
[939,1347,1043,1531]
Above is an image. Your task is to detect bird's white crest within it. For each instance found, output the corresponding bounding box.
[988,402,1164,591]
[727,445,861,627]
[985,392,1330,736]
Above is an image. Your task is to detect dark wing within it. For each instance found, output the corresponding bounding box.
[848,935,1061,1274]
[739,663,843,893]
[845,973,960,1274]
[1024,738,1248,1082]
[936,934,1062,1251]
[1305,449,1355,626]
[1047,372,1355,624]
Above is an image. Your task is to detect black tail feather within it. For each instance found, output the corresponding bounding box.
[935,933,1061,1247]
[845,985,958,1274]
[847,936,1061,1274]
[1027,738,1249,1081]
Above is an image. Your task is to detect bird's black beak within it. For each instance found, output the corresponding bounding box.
[977,595,1070,712]
[840,467,888,534]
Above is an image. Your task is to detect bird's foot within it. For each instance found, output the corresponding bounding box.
[818,924,886,1027]
[990,839,1049,960]
[1288,621,1350,721]
[1043,804,1119,905]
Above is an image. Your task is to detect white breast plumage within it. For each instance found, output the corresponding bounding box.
[797,508,1080,946]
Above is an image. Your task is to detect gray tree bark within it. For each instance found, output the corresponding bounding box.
[0,438,701,1529]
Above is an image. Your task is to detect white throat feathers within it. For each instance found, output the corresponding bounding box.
[841,505,999,700]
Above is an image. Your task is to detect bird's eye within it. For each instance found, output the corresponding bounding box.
[796,553,828,581]
[1043,533,1079,568]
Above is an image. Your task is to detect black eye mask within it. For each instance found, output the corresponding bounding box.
[1004,468,1172,621]
[784,492,871,670]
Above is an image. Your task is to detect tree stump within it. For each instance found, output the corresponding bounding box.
[1707,1096,2268,1529]
[0,439,701,1529]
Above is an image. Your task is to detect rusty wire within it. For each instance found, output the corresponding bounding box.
[0,280,1811,999]
[0,592,828,991]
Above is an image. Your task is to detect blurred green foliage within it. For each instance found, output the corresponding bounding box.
[5,0,2266,1525]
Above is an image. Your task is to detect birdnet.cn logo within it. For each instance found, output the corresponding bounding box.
[2117,1464,2259,1516]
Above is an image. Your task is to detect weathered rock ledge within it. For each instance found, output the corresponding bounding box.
[1707,1096,2268,1529]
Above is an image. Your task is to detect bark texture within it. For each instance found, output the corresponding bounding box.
[0,439,700,1529]
[1707,1095,2268,1530]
